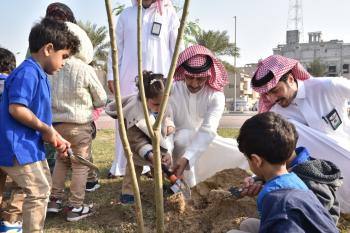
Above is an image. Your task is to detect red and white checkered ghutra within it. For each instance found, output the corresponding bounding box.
[174,45,228,92]
[251,55,311,112]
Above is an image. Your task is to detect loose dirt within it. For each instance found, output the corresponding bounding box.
[91,168,258,232]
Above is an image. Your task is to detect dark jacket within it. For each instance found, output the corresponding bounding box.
[260,189,339,233]
[291,156,343,224]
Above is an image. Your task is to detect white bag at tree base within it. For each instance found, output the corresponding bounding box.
[183,136,248,187]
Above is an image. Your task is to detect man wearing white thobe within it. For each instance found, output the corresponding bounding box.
[251,54,350,214]
[171,45,248,186]
[106,0,180,176]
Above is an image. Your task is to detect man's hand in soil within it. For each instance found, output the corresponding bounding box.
[173,157,188,178]
[161,153,172,168]
[240,176,263,197]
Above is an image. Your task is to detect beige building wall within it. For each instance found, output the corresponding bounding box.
[224,64,259,111]
[274,30,350,79]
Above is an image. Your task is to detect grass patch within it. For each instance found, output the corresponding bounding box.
[44,129,350,233]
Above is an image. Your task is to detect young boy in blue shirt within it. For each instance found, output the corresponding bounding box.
[0,17,79,232]
[228,112,338,233]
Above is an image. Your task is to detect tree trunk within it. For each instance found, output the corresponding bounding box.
[104,1,145,232]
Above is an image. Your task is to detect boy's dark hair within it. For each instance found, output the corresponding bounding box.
[0,48,16,73]
[136,71,166,99]
[46,2,77,23]
[237,112,297,164]
[29,17,80,55]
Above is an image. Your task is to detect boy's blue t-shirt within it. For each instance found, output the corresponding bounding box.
[257,172,308,215]
[0,57,52,166]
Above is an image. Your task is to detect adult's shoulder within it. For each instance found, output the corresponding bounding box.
[306,76,350,93]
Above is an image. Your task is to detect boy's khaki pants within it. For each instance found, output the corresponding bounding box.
[0,160,51,233]
[51,122,92,207]
[0,171,25,223]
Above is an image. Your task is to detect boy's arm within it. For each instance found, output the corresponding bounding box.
[9,104,54,143]
[9,104,70,153]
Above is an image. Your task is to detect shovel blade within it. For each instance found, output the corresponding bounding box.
[67,149,99,171]
[170,179,191,199]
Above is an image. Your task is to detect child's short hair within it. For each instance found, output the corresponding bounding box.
[29,17,80,55]
[0,48,16,73]
[237,112,297,164]
[136,70,166,99]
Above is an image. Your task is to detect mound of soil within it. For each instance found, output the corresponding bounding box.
[16,168,258,232]
[163,168,258,233]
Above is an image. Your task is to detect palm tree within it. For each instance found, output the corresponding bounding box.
[78,20,110,67]
[113,2,125,16]
[195,30,239,58]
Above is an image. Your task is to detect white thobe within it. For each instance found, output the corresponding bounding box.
[271,77,350,213]
[107,3,180,175]
[171,82,248,186]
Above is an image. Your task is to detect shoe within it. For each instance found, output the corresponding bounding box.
[107,172,118,179]
[47,197,63,213]
[85,181,101,192]
[66,204,93,222]
[0,220,22,233]
[142,171,153,179]
[119,194,134,205]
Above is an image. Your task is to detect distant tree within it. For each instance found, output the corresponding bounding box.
[221,60,236,73]
[195,30,239,58]
[307,59,327,77]
[78,20,110,67]
[172,0,202,46]
[113,2,125,16]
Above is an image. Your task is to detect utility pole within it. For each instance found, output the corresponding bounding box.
[233,16,237,112]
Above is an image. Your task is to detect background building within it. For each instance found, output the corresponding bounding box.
[273,30,350,79]
[224,63,259,112]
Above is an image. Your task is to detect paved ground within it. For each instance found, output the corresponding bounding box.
[95,111,256,130]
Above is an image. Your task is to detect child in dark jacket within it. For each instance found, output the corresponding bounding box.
[288,146,343,224]
[227,112,338,233]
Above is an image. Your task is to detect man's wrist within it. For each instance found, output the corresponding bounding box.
[144,150,153,161]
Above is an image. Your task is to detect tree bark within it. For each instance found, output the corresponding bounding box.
[104,1,145,232]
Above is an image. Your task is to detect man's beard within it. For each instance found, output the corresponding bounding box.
[277,88,297,108]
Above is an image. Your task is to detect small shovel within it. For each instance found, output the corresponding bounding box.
[56,138,99,171]
[162,164,191,199]
[208,176,263,202]
[66,148,99,171]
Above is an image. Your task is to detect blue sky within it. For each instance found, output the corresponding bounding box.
[1,0,350,66]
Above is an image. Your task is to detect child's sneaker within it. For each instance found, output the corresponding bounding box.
[0,220,22,233]
[119,194,134,205]
[66,204,93,222]
[47,197,63,213]
[85,181,100,192]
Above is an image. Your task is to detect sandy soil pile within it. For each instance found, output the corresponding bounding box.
[162,168,258,233]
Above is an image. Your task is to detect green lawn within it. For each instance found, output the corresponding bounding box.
[44,128,350,233]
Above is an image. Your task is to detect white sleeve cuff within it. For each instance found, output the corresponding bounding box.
[138,144,153,159]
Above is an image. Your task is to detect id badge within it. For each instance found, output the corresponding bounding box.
[325,108,342,130]
[151,22,162,36]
